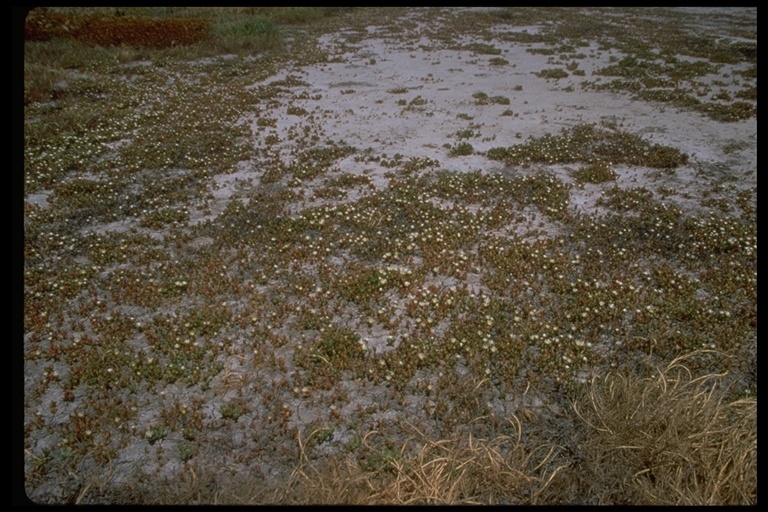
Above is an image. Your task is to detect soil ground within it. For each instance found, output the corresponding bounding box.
[22,7,756,504]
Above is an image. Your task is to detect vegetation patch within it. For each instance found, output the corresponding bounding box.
[535,68,569,80]
[571,162,618,184]
[486,123,688,168]
[448,142,474,156]
[23,6,755,506]
[465,42,502,55]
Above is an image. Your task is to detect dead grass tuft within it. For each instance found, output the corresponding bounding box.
[272,419,565,505]
[571,351,756,505]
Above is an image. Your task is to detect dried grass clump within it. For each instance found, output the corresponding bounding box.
[276,421,565,505]
[572,352,756,505]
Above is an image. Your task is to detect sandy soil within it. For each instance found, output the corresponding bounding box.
[23,7,756,504]
[199,7,755,230]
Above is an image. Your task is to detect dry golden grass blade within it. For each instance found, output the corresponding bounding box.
[73,481,92,504]
[529,444,560,474]
[472,377,490,392]
[361,429,379,449]
[531,463,567,505]
[572,352,756,505]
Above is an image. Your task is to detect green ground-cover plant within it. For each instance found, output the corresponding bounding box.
[487,123,688,168]
[23,6,754,506]
[211,14,281,52]
[449,142,474,156]
[99,356,754,505]
[571,162,618,184]
[481,7,756,121]
[465,42,502,55]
